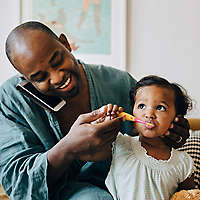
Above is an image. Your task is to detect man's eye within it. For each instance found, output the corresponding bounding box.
[138,104,145,109]
[157,105,166,111]
[35,74,48,83]
[51,52,64,68]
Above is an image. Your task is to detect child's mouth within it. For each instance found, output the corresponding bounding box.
[145,122,155,129]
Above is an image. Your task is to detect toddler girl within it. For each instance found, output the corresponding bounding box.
[105,75,195,200]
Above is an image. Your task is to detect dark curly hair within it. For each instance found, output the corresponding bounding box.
[130,75,192,116]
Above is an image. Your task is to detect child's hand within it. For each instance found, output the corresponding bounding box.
[91,104,123,124]
[105,104,123,121]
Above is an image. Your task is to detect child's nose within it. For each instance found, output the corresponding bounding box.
[145,109,155,120]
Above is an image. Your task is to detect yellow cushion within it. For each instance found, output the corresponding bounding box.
[188,118,200,131]
[0,184,9,200]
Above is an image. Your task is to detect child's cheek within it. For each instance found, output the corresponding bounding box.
[134,123,142,132]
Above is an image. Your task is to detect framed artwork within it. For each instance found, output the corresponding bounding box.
[20,0,127,70]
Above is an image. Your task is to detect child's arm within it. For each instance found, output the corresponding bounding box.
[177,174,196,191]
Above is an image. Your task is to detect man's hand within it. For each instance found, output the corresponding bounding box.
[47,105,121,185]
[64,105,122,161]
[162,116,190,149]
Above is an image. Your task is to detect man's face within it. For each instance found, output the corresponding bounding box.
[12,30,81,100]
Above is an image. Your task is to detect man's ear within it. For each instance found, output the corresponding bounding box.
[59,33,72,52]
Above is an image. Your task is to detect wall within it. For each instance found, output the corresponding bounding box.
[127,0,200,117]
[0,0,200,117]
[0,0,20,84]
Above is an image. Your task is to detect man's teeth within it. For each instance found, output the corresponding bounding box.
[59,78,70,89]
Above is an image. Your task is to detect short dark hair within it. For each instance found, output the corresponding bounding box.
[130,75,192,116]
[5,21,59,67]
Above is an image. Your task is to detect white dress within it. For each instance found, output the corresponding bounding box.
[105,133,194,200]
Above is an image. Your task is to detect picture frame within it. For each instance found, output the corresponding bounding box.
[20,0,127,70]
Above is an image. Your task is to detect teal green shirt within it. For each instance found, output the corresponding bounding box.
[0,62,136,199]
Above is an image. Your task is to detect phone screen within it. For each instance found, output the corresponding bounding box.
[23,82,62,107]
[16,80,66,111]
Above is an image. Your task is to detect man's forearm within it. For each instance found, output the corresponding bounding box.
[47,137,75,186]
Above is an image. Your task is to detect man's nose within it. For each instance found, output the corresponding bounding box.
[49,72,63,86]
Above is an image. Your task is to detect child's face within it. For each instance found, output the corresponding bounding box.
[133,85,176,138]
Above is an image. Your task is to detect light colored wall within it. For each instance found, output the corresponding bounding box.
[1,0,200,117]
[127,0,200,117]
[0,0,20,84]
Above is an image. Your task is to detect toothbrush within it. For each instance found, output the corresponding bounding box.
[118,112,153,126]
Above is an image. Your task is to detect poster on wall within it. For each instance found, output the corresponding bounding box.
[20,0,127,70]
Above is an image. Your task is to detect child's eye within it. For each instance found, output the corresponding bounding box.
[138,104,145,109]
[157,105,166,111]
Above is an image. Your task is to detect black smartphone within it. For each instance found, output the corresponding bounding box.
[16,79,66,112]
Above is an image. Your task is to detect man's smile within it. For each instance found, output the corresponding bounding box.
[57,76,71,89]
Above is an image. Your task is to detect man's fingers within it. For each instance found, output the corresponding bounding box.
[175,117,190,130]
[91,116,106,124]
[169,120,190,140]
[94,132,118,153]
[101,131,118,145]
[94,117,121,134]
[162,134,186,149]
[76,106,107,124]
[163,116,190,149]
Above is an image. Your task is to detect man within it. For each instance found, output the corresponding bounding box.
[0,21,190,200]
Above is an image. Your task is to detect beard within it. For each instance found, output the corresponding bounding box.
[63,81,80,99]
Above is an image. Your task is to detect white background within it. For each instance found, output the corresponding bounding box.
[0,0,200,117]
[0,0,20,83]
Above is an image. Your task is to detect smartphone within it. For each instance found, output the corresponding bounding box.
[16,79,66,112]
